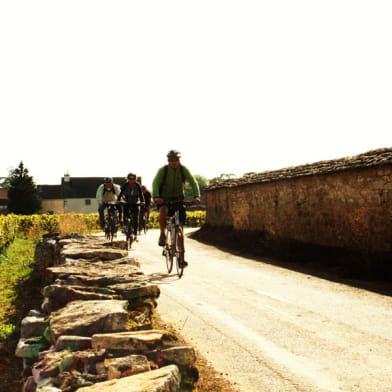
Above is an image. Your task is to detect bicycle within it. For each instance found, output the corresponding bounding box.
[121,201,139,249]
[138,205,149,235]
[103,201,119,241]
[162,200,193,278]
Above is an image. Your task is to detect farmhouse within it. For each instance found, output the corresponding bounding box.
[38,174,129,214]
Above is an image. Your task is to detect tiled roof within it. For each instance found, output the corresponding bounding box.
[38,185,63,199]
[38,177,128,199]
[61,177,127,198]
[207,147,392,190]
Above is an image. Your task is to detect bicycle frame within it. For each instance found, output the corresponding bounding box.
[162,200,192,278]
[121,202,139,249]
[104,202,119,241]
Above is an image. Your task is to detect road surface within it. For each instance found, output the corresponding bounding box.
[129,229,392,392]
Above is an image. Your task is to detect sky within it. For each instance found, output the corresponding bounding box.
[1,1,391,188]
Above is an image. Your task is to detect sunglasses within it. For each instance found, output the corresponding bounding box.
[168,158,179,162]
[128,177,136,180]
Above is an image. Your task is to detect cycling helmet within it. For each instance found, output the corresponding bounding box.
[127,172,137,179]
[167,150,181,158]
[103,177,113,182]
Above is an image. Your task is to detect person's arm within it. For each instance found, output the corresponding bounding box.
[183,166,200,198]
[113,184,121,197]
[152,167,164,199]
[137,183,145,204]
[96,184,104,204]
[117,184,125,201]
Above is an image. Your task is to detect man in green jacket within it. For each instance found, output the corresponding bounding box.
[152,150,200,247]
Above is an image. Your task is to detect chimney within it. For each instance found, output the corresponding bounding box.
[63,172,71,183]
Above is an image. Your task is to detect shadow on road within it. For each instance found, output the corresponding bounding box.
[189,229,392,298]
[145,272,181,285]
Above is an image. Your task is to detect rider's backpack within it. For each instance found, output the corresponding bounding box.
[159,164,186,195]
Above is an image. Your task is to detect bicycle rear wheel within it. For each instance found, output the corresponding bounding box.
[104,216,112,241]
[138,212,147,235]
[164,227,173,273]
[174,226,185,278]
[108,213,117,241]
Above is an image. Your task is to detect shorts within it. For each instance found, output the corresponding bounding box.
[157,201,186,224]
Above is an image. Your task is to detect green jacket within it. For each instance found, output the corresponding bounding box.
[152,164,200,199]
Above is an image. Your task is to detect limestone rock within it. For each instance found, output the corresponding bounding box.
[104,354,151,379]
[91,330,179,353]
[108,282,160,301]
[41,284,118,313]
[21,310,48,339]
[15,337,47,360]
[76,364,181,392]
[54,336,92,352]
[47,261,142,287]
[147,346,196,368]
[33,349,107,381]
[49,300,129,343]
[60,247,128,261]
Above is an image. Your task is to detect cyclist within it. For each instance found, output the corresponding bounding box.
[152,150,200,253]
[141,185,153,223]
[96,177,121,229]
[117,173,145,239]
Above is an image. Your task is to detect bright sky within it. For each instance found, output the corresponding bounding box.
[1,1,391,188]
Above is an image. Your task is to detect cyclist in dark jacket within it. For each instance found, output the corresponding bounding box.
[117,173,145,238]
[141,185,152,223]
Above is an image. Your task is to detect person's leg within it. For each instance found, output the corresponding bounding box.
[122,205,129,233]
[117,204,122,225]
[158,205,168,246]
[132,205,139,236]
[98,204,105,228]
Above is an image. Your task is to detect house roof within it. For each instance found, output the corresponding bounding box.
[37,177,128,199]
[61,177,127,198]
[207,147,392,190]
[38,185,63,199]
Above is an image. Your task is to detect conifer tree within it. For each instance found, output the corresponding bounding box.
[7,162,41,214]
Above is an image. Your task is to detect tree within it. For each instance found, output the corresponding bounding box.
[7,162,42,214]
[185,174,209,199]
[210,173,237,183]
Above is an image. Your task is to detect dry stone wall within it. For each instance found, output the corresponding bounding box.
[16,233,197,392]
[204,148,392,278]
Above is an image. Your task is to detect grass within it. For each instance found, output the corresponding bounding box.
[0,213,236,391]
[0,237,37,341]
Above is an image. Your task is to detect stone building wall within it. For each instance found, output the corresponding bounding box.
[204,148,392,277]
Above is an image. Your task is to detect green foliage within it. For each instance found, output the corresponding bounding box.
[185,174,209,198]
[0,214,18,252]
[149,210,205,228]
[0,237,36,341]
[0,324,16,340]
[6,161,42,214]
[0,213,100,250]
[210,173,237,184]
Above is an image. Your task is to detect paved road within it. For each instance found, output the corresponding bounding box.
[130,229,392,392]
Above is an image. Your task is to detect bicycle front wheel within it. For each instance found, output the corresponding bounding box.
[173,226,185,278]
[124,218,134,249]
[164,227,173,273]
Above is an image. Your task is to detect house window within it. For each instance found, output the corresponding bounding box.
[85,199,91,206]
